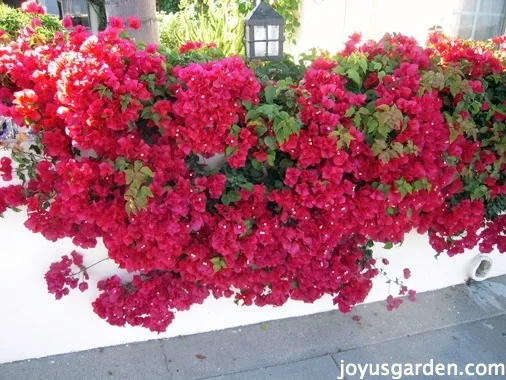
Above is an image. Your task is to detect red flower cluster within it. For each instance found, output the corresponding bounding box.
[0,157,12,181]
[0,13,505,332]
[0,184,26,214]
[427,31,503,77]
[171,56,260,156]
[21,1,45,15]
[44,251,89,300]
[179,41,217,54]
[92,271,209,332]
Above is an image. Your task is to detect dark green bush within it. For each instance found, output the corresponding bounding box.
[158,0,181,13]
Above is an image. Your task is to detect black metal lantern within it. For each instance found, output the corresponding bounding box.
[59,0,91,28]
[243,0,285,61]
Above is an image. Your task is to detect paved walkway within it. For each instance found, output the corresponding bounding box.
[2,276,506,380]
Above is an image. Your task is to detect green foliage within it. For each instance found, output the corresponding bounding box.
[485,195,506,219]
[271,0,301,44]
[158,0,301,55]
[117,159,155,216]
[158,0,244,56]
[158,0,181,13]
[0,4,61,41]
[250,56,307,84]
[159,39,226,68]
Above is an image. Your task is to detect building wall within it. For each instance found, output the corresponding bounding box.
[39,0,60,16]
[290,0,490,56]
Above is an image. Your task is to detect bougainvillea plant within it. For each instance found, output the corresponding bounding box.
[0,3,505,332]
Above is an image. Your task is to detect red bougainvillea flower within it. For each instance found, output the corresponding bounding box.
[108,17,124,29]
[386,295,403,311]
[127,16,141,30]
[21,0,45,14]
[44,251,88,300]
[62,16,73,29]
[0,157,13,181]
[179,41,218,54]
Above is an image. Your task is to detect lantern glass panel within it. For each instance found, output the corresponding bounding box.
[254,25,267,40]
[254,42,267,57]
[267,25,279,40]
[267,41,279,56]
[62,0,90,28]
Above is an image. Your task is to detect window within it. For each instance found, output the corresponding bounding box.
[52,0,91,28]
[451,0,506,40]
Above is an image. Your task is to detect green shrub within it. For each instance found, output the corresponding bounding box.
[0,3,61,41]
[158,0,181,13]
[158,0,244,55]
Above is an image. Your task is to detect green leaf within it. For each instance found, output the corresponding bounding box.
[384,241,394,249]
[257,104,278,121]
[225,146,235,157]
[251,158,263,170]
[358,58,368,74]
[210,256,227,272]
[264,136,277,150]
[386,207,396,216]
[242,100,253,110]
[152,113,161,124]
[140,166,153,177]
[267,150,276,166]
[346,68,362,87]
[344,107,356,118]
[231,125,241,136]
[225,190,241,203]
[265,85,276,104]
[114,157,128,171]
[134,161,143,171]
[240,182,254,192]
[371,61,382,71]
[254,125,267,136]
[450,81,460,97]
[125,170,135,185]
[391,142,404,155]
[120,94,131,111]
[134,196,147,209]
[246,109,259,122]
[140,186,154,198]
[221,194,231,206]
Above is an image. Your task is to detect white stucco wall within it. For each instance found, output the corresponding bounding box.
[1,147,505,364]
[291,0,462,56]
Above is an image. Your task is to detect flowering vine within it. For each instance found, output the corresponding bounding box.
[0,3,504,332]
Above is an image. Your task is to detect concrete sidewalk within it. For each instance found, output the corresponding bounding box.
[2,276,506,380]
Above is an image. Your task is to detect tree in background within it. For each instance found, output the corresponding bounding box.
[87,0,106,30]
[157,0,180,13]
[2,0,22,7]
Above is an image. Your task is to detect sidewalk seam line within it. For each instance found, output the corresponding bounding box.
[194,311,506,380]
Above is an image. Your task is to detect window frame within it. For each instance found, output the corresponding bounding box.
[452,0,506,40]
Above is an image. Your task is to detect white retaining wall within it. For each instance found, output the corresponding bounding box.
[1,150,505,363]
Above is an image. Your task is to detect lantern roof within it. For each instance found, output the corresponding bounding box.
[244,0,285,26]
